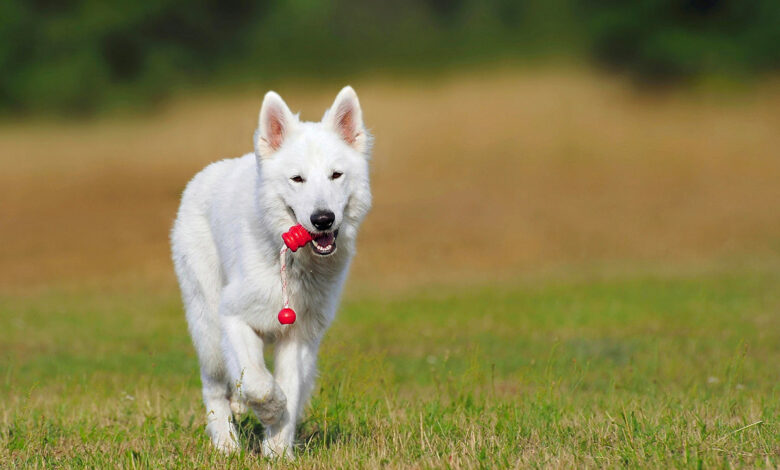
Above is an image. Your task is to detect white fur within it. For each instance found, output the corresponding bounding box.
[170,87,372,458]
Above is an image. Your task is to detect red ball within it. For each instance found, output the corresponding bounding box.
[278,308,296,324]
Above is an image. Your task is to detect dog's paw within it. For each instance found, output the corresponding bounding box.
[207,421,240,454]
[248,381,287,426]
[262,435,295,460]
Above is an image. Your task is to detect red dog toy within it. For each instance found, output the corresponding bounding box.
[281,225,312,252]
[277,225,313,324]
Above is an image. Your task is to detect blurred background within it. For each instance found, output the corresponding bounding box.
[1,0,778,293]
[2,1,780,466]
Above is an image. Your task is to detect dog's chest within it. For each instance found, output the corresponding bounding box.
[244,255,348,338]
[287,260,343,314]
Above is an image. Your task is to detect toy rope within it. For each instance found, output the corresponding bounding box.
[279,245,290,309]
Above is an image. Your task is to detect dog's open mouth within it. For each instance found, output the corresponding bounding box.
[310,230,338,256]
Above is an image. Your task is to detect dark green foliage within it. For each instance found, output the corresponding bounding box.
[0,0,777,114]
[580,0,780,83]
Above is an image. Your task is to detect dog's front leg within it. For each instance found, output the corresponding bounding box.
[262,334,320,459]
[220,314,287,427]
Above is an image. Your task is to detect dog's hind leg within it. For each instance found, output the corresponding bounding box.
[179,277,239,452]
[172,215,238,452]
[179,275,239,452]
[202,371,240,452]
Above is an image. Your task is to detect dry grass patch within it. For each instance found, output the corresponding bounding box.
[1,67,779,290]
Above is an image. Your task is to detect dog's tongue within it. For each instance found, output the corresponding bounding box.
[313,232,335,246]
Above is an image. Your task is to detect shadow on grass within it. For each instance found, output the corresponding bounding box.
[234,413,353,455]
[297,415,353,453]
[235,414,265,454]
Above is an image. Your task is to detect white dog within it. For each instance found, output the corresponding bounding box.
[170,87,372,457]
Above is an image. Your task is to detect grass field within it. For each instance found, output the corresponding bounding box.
[2,273,779,467]
[1,67,779,467]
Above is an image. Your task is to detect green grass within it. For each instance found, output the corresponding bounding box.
[1,272,779,468]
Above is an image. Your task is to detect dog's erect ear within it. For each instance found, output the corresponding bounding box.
[255,91,296,158]
[323,86,370,155]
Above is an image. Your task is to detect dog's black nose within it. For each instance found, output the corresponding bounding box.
[310,210,335,230]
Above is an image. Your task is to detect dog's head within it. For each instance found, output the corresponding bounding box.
[254,87,372,256]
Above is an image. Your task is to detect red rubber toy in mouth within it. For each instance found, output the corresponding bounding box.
[277,224,313,325]
[281,225,312,252]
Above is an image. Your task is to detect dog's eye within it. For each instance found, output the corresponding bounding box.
[290,175,305,183]
[331,171,343,180]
